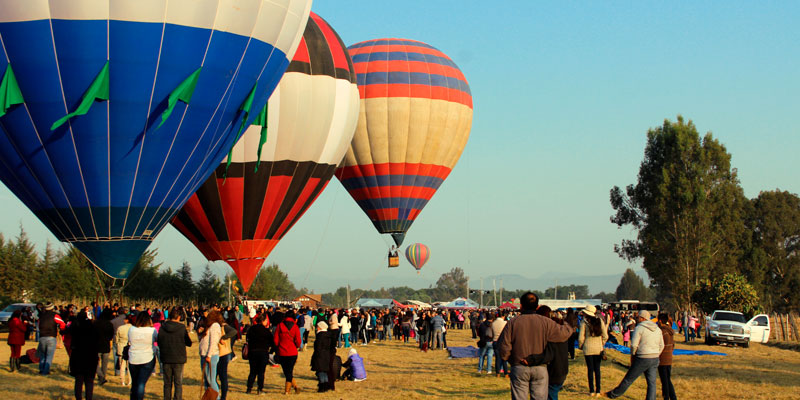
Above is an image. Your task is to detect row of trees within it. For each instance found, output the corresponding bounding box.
[0,229,228,306]
[1,229,654,310]
[611,116,800,313]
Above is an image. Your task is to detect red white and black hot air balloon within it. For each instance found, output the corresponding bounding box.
[171,13,359,291]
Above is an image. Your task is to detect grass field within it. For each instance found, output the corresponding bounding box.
[1,327,798,399]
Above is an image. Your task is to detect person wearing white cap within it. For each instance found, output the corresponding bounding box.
[603,310,664,399]
[311,321,334,392]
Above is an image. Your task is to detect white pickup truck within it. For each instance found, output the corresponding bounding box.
[705,310,771,347]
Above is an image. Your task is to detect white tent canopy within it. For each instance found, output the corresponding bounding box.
[404,300,432,309]
[440,297,479,309]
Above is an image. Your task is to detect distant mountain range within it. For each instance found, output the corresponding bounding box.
[473,269,650,295]
[294,268,649,295]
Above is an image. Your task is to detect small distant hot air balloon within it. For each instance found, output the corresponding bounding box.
[405,243,430,274]
[336,38,473,247]
[0,1,311,279]
[171,12,359,291]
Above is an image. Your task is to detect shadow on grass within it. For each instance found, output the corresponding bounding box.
[675,364,800,388]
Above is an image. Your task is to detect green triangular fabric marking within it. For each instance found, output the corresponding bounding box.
[51,61,110,130]
[0,64,25,118]
[254,104,268,172]
[224,82,259,178]
[157,67,202,129]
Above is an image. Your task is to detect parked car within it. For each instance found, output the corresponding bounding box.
[705,310,770,347]
[0,303,36,328]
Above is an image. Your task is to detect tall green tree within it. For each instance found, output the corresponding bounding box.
[610,116,748,310]
[0,227,38,300]
[692,273,760,314]
[247,263,298,300]
[174,261,197,301]
[744,190,800,312]
[196,264,225,305]
[435,267,469,300]
[36,246,95,300]
[615,268,652,301]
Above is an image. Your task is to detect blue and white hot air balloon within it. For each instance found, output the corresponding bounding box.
[0,0,311,278]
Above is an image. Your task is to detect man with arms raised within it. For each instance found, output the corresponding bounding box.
[498,292,573,400]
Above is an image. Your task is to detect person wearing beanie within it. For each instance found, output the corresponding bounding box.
[603,310,664,399]
[37,302,65,375]
[311,321,334,392]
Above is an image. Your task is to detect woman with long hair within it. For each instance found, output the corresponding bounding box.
[68,311,99,400]
[6,309,27,372]
[658,313,677,400]
[217,316,238,400]
[275,309,302,394]
[246,314,273,394]
[199,310,224,396]
[128,311,157,400]
[578,305,608,397]
[339,310,350,349]
[565,308,578,360]
[401,312,412,343]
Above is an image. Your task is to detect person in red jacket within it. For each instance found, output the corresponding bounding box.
[7,310,28,372]
[274,309,302,394]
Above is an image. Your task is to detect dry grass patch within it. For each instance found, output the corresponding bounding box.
[1,329,798,399]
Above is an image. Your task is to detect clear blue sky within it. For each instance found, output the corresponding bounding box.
[2,1,799,292]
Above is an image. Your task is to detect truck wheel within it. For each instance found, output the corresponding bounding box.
[742,341,749,348]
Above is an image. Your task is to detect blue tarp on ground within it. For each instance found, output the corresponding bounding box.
[448,346,480,358]
[449,343,727,359]
[604,342,727,356]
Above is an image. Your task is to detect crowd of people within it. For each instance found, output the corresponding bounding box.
[4,296,681,400]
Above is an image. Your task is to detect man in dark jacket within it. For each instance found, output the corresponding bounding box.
[94,309,115,385]
[158,307,192,400]
[37,302,65,375]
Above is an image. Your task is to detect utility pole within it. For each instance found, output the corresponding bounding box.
[480,278,484,308]
[500,279,503,305]
[493,279,497,307]
[227,277,231,306]
[555,279,558,300]
[346,284,351,309]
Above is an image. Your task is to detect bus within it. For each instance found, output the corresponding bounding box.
[607,300,659,314]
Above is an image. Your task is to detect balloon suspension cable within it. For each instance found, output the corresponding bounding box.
[91,263,107,304]
[363,234,394,289]
[299,188,339,290]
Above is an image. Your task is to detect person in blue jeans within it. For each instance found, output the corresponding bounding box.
[199,311,224,395]
[476,315,494,374]
[36,303,64,375]
[605,310,664,400]
[127,312,158,400]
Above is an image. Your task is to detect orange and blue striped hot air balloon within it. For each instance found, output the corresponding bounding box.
[335,39,472,247]
[405,243,430,273]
